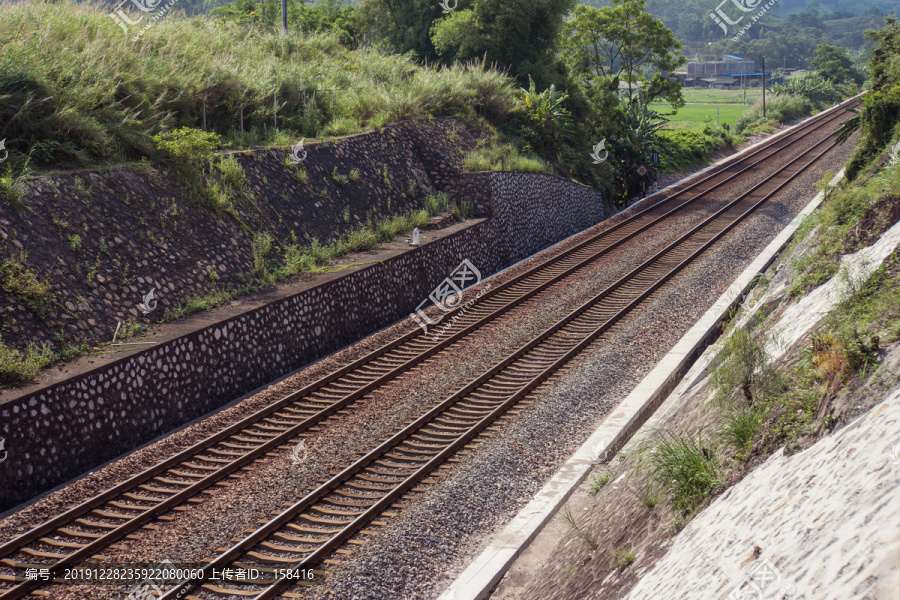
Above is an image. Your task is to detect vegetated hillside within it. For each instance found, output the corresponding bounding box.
[0,0,515,172]
[579,0,892,60]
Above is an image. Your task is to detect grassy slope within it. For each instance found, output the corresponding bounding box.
[0,0,515,171]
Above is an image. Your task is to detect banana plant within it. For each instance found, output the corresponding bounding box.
[521,75,574,154]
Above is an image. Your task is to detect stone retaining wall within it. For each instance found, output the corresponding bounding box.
[0,171,603,510]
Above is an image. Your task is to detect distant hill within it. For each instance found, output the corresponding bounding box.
[578,0,893,54]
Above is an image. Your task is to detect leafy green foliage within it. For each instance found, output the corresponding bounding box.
[845,17,900,180]
[520,76,574,157]
[430,0,574,86]
[0,335,54,387]
[710,328,779,407]
[0,252,53,317]
[562,0,685,108]
[657,128,731,172]
[769,75,848,104]
[812,43,866,85]
[608,90,666,201]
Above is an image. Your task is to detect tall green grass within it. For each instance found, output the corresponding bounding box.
[0,0,516,170]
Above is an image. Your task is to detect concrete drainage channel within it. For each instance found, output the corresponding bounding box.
[436,176,849,599]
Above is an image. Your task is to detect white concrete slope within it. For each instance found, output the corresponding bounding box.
[621,388,900,600]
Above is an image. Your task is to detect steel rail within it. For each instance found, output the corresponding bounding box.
[0,100,855,600]
[159,116,845,600]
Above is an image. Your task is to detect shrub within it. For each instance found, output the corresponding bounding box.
[710,328,779,407]
[215,155,248,190]
[251,232,273,275]
[153,128,222,163]
[0,337,54,387]
[658,130,730,171]
[736,95,814,131]
[424,192,450,217]
[0,253,53,316]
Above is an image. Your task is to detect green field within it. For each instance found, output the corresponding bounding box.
[681,88,762,104]
[651,88,761,132]
[653,103,748,131]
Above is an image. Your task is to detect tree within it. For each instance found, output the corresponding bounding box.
[560,0,685,108]
[380,0,448,60]
[812,44,865,84]
[430,0,575,86]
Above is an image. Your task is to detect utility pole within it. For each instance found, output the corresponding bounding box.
[762,56,766,119]
[282,0,288,33]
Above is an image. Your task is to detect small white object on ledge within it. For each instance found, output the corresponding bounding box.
[412,227,421,246]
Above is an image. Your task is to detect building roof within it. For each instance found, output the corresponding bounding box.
[724,54,744,60]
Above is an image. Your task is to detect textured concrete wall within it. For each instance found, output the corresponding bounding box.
[0,118,477,354]
[0,171,603,509]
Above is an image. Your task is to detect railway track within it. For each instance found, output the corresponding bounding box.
[154,105,853,600]
[0,98,857,600]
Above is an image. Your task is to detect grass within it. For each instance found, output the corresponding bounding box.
[0,0,516,171]
[635,428,723,517]
[0,336,54,387]
[0,334,91,388]
[610,547,636,570]
[274,196,438,281]
[653,103,747,132]
[790,161,900,297]
[588,473,612,495]
[0,163,30,208]
[638,481,662,509]
[719,406,765,456]
[0,252,53,317]
[463,136,551,173]
[559,506,599,551]
[680,88,762,105]
[163,285,254,322]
